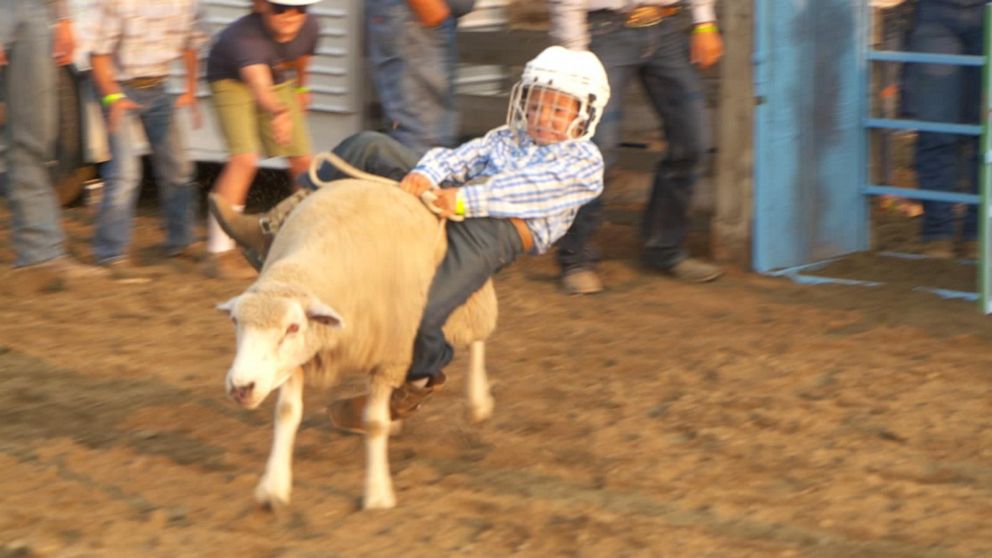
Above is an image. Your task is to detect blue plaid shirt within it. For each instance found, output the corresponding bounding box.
[412,127,605,254]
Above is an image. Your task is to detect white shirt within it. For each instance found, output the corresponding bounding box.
[90,0,209,80]
[549,0,718,51]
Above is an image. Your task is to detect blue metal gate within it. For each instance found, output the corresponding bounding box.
[753,0,991,313]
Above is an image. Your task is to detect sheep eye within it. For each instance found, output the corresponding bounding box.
[286,323,300,334]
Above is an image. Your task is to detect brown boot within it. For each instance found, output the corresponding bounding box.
[326,373,446,434]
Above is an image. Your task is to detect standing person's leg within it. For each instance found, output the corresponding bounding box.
[639,17,719,282]
[958,11,984,254]
[92,85,146,265]
[367,0,457,156]
[5,3,63,267]
[903,4,965,257]
[144,88,196,255]
[557,15,637,294]
[206,79,263,278]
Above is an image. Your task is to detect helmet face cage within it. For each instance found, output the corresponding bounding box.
[507,83,588,144]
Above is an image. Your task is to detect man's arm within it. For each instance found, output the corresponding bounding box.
[293,54,312,110]
[688,0,722,69]
[91,53,141,133]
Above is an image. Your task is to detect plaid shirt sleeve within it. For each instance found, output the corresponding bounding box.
[90,0,124,56]
[460,141,604,220]
[412,133,493,186]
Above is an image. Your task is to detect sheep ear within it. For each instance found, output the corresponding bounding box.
[306,298,344,329]
[216,296,240,315]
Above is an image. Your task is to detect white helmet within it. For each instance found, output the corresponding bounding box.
[506,46,611,142]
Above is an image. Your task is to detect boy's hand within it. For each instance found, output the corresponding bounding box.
[431,187,460,218]
[399,172,436,196]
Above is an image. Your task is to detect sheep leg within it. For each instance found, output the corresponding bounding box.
[255,367,304,509]
[466,340,495,422]
[362,375,397,509]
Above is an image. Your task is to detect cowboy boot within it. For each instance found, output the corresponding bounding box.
[207,189,311,270]
[326,373,446,434]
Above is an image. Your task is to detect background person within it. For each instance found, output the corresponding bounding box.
[204,0,320,279]
[549,0,724,294]
[1,0,107,291]
[89,0,209,281]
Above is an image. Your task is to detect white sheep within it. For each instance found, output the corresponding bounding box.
[217,178,497,510]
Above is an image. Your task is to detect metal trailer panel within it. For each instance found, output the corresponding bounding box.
[753,0,869,272]
[982,4,991,314]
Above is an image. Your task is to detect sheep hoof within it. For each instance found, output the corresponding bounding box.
[255,476,291,510]
[362,490,396,510]
[466,395,495,423]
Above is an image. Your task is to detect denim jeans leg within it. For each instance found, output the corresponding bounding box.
[143,89,195,251]
[93,91,143,263]
[916,132,960,240]
[408,219,523,382]
[4,3,64,267]
[639,20,709,270]
[367,0,456,156]
[556,18,637,272]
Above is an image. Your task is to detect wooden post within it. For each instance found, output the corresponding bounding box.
[712,1,755,269]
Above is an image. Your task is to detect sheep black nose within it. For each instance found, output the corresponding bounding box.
[231,382,255,403]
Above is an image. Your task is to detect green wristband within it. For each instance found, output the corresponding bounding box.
[102,92,126,107]
[693,22,718,34]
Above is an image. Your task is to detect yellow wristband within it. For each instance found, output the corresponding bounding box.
[102,92,126,107]
[455,190,466,216]
[693,22,718,34]
[294,86,311,94]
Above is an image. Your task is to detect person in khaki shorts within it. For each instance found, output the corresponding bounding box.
[203,0,320,278]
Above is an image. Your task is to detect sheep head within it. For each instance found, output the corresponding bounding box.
[217,288,343,409]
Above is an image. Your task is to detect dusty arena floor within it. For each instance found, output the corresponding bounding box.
[1,194,990,558]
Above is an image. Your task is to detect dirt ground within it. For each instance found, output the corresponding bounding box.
[0,185,991,558]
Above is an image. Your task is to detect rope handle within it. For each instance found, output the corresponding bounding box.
[419,189,465,222]
[308,150,465,222]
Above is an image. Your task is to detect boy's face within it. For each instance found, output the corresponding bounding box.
[525,87,582,145]
[256,1,309,43]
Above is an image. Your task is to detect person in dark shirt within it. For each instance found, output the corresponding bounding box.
[203,0,320,279]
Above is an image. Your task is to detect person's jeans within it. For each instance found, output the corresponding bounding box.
[902,1,983,241]
[93,85,196,262]
[408,218,523,382]
[3,1,64,267]
[366,0,458,157]
[557,11,709,272]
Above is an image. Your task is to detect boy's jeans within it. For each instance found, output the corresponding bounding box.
[3,1,65,267]
[902,1,983,241]
[94,85,196,262]
[557,11,709,272]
